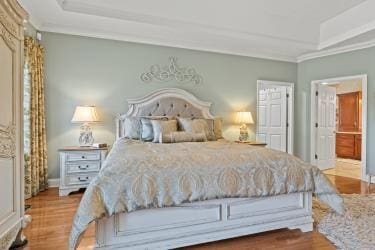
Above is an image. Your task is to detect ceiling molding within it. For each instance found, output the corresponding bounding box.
[298,38,375,62]
[57,0,315,50]
[25,12,42,30]
[318,0,375,49]
[318,21,375,50]
[21,0,375,64]
[40,22,298,63]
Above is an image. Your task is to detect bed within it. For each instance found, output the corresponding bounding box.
[69,88,343,250]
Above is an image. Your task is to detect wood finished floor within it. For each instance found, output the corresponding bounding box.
[22,175,374,250]
[323,158,361,180]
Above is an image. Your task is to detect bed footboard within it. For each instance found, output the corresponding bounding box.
[95,192,312,249]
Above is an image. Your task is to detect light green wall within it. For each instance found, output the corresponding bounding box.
[41,32,297,179]
[296,47,375,174]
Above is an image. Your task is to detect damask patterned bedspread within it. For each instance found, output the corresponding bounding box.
[69,138,344,249]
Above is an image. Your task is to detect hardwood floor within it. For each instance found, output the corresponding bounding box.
[323,158,361,180]
[22,175,374,250]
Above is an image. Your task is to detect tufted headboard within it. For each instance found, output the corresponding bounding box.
[116,88,215,139]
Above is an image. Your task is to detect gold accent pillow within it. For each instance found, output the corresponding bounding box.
[213,117,223,139]
[159,131,207,143]
[151,119,178,143]
[177,117,216,141]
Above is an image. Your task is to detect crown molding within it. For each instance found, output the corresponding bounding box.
[40,22,298,62]
[17,1,42,30]
[318,0,375,50]
[27,15,375,64]
[318,21,375,50]
[26,14,42,30]
[40,20,375,63]
[297,38,375,62]
[57,0,315,51]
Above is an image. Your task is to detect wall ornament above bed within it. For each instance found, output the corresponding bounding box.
[140,57,202,84]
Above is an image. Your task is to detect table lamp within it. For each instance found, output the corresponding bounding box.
[71,106,100,146]
[235,111,254,142]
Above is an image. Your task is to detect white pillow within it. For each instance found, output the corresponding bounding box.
[140,116,169,141]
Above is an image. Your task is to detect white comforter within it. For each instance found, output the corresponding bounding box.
[69,139,344,249]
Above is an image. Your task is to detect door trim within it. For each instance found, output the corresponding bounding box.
[256,80,294,154]
[310,74,368,182]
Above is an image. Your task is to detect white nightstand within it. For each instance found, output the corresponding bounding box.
[59,146,108,196]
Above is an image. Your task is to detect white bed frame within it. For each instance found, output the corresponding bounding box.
[96,88,313,250]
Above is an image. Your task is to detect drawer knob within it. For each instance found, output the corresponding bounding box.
[78,165,89,170]
[78,177,89,182]
[81,156,86,159]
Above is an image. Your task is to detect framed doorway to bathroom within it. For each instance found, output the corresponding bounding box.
[310,74,367,182]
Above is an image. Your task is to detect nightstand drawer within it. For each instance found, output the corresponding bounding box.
[65,174,97,186]
[65,151,101,162]
[66,161,100,174]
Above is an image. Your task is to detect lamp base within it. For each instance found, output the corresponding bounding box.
[79,123,94,147]
[238,124,249,142]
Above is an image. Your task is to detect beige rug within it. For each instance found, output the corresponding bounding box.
[313,194,375,249]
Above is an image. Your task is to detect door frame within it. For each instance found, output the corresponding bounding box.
[310,74,368,182]
[256,80,294,154]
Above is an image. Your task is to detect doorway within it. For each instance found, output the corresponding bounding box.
[256,80,294,154]
[310,75,367,181]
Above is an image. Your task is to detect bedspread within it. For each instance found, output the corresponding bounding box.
[69,139,343,249]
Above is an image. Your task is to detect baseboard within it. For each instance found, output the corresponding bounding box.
[48,178,60,187]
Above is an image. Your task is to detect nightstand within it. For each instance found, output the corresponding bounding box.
[235,141,267,147]
[59,146,108,196]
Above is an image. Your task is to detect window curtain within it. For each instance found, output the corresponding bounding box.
[24,37,48,199]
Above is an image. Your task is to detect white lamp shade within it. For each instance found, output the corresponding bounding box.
[235,111,254,124]
[71,106,100,123]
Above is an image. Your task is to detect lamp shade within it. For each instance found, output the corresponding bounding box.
[71,106,100,123]
[235,111,254,124]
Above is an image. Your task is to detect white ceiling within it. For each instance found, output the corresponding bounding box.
[20,0,375,62]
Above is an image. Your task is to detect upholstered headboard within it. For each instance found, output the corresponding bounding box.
[116,88,215,139]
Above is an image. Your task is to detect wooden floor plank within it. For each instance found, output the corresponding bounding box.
[21,175,374,250]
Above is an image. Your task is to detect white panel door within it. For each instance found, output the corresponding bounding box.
[256,88,268,143]
[316,85,336,169]
[257,86,287,152]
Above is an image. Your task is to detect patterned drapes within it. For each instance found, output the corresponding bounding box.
[24,37,48,198]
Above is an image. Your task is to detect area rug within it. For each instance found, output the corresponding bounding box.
[313,194,375,249]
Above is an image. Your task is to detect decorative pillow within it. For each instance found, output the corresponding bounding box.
[213,117,223,139]
[159,131,207,143]
[123,117,141,139]
[177,117,216,141]
[140,116,169,141]
[151,119,178,143]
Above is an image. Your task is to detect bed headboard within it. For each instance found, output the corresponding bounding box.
[116,88,215,139]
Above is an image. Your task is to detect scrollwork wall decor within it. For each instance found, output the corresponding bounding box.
[0,123,16,158]
[140,57,202,84]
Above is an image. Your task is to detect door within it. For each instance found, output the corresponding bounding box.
[257,86,288,152]
[315,85,336,169]
[0,0,27,248]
